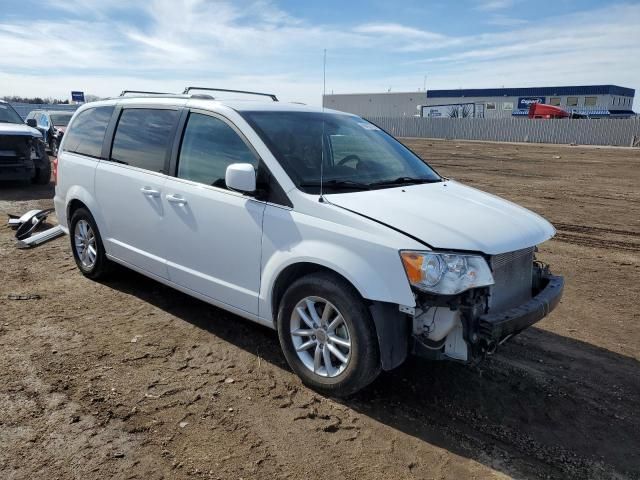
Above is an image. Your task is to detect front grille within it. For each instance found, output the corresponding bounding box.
[0,136,28,164]
[488,247,534,313]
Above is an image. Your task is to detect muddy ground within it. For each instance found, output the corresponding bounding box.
[1,139,639,480]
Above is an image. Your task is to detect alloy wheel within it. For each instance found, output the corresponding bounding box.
[74,219,97,269]
[290,296,351,377]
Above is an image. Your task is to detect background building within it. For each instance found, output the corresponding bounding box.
[323,85,636,119]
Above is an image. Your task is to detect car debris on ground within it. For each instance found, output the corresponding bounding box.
[6,207,64,248]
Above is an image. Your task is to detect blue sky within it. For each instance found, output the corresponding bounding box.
[1,0,638,108]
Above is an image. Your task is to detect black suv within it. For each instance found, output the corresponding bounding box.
[0,101,50,184]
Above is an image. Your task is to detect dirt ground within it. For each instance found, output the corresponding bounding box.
[1,139,639,480]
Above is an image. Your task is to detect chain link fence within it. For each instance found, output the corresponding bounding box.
[10,103,80,120]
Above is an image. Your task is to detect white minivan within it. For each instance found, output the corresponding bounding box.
[54,88,564,396]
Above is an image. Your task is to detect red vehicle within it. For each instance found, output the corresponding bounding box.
[528,103,569,119]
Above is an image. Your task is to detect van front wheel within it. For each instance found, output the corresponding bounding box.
[277,272,381,397]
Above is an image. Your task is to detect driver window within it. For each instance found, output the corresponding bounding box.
[177,113,258,189]
[329,133,404,177]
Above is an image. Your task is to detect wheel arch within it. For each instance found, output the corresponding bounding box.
[270,262,363,327]
[67,198,88,222]
[270,261,409,371]
[63,186,108,240]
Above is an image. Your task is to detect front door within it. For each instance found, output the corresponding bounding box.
[162,111,265,315]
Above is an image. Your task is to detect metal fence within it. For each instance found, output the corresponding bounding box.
[365,116,640,147]
[10,102,80,120]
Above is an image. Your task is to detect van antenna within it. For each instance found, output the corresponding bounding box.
[319,48,327,203]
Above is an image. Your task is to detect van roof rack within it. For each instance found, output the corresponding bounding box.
[183,87,278,102]
[120,90,174,97]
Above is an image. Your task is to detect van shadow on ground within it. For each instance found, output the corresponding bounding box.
[103,269,640,480]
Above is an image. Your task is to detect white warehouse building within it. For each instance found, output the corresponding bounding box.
[323,85,636,119]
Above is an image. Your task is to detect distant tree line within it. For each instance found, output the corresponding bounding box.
[2,96,70,104]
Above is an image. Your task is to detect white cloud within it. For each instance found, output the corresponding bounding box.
[0,1,637,111]
[485,14,528,27]
[476,0,515,11]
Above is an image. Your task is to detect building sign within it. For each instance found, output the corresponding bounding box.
[517,96,545,109]
[422,103,481,118]
[71,91,85,103]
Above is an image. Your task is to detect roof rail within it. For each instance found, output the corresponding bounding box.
[183,87,278,102]
[120,90,174,97]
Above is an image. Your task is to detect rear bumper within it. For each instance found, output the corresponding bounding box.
[478,272,564,343]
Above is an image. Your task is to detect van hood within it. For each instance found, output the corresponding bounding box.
[0,123,42,138]
[325,180,555,255]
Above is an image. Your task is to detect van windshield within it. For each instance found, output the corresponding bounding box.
[241,111,441,193]
[51,113,73,126]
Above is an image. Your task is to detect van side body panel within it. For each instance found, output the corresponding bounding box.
[258,197,423,325]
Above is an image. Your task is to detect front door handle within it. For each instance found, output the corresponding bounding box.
[140,186,160,197]
[166,194,188,205]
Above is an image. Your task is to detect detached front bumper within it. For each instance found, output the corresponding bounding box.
[478,272,564,343]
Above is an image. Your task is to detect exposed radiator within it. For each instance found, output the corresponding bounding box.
[488,247,534,313]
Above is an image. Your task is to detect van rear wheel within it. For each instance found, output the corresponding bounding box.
[277,272,381,397]
[69,207,111,279]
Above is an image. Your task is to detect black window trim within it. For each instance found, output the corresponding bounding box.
[106,104,183,175]
[169,108,292,208]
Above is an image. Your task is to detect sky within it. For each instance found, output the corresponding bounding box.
[0,0,639,109]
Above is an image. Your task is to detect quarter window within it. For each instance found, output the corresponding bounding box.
[111,108,179,173]
[177,113,258,188]
[63,106,114,158]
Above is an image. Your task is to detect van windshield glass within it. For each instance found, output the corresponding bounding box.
[51,113,73,126]
[241,111,440,193]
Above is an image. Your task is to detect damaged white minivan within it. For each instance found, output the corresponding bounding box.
[54,88,564,396]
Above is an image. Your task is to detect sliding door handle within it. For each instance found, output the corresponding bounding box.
[166,194,188,205]
[140,186,160,197]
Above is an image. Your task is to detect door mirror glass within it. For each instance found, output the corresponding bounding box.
[26,118,37,128]
[225,163,256,193]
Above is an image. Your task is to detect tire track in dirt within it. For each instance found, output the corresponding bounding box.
[554,233,640,252]
[348,328,640,480]
[554,223,640,238]
[552,222,640,252]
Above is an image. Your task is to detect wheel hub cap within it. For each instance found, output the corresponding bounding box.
[74,219,97,269]
[290,296,351,378]
[315,328,328,344]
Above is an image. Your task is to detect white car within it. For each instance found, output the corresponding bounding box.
[54,88,564,396]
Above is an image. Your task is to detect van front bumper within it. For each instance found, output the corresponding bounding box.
[478,272,564,343]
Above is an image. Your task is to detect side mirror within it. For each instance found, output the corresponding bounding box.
[225,163,256,193]
[26,119,37,128]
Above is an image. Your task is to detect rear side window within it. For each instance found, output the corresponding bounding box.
[111,108,179,173]
[177,113,257,188]
[63,106,114,158]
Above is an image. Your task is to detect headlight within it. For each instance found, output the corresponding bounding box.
[400,251,494,295]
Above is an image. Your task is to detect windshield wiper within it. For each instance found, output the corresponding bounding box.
[299,179,371,190]
[368,176,442,187]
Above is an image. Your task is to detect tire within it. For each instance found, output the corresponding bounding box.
[33,158,51,185]
[277,272,381,397]
[69,207,111,280]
